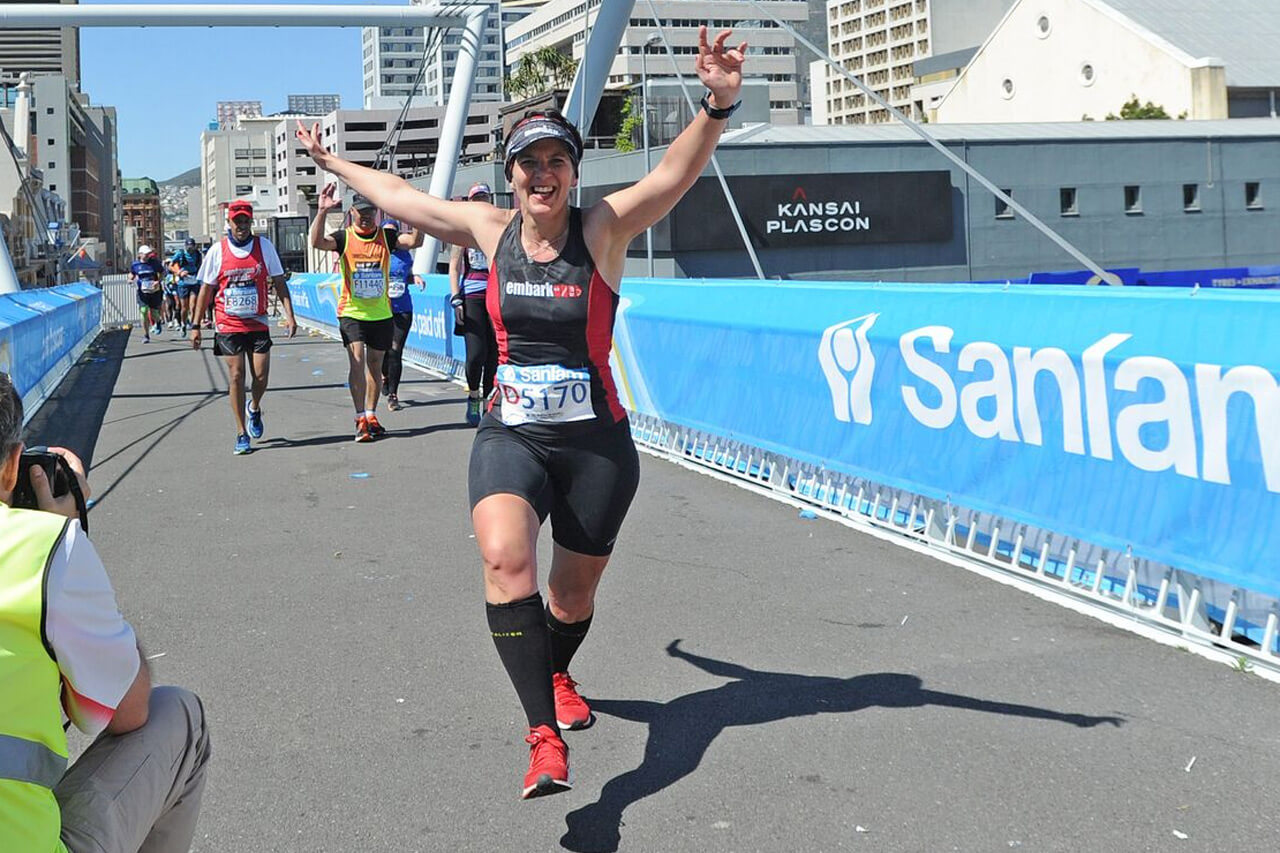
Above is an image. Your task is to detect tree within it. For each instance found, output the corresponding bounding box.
[614,97,642,153]
[504,47,578,101]
[1106,95,1174,120]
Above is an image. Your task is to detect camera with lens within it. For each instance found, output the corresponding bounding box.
[10,447,89,532]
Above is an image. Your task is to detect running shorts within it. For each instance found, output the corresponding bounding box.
[339,316,393,351]
[468,414,640,556]
[137,291,163,311]
[213,330,273,356]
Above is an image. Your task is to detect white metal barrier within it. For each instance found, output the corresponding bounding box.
[98,274,138,327]
[626,412,1280,683]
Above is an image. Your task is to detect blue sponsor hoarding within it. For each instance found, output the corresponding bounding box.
[609,280,1280,596]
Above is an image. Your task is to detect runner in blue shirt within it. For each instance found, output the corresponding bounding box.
[128,246,165,343]
[380,219,423,411]
[170,238,203,334]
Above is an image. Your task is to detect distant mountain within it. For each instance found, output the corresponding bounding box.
[160,166,201,188]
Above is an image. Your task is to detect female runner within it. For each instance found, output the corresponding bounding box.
[297,26,744,799]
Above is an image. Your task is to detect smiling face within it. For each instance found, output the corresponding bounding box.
[511,138,577,216]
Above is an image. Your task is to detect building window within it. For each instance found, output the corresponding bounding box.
[1183,183,1201,212]
[46,107,53,114]
[47,138,54,146]
[1036,15,1052,38]
[995,189,1013,219]
[1124,185,1142,214]
[1060,187,1078,216]
[1000,78,1015,100]
[1246,181,1263,210]
[1079,63,1096,87]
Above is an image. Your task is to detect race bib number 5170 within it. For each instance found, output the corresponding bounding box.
[495,364,594,426]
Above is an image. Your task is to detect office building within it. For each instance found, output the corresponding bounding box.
[505,0,810,126]
[121,177,162,257]
[818,0,1014,125]
[0,0,80,89]
[362,0,505,109]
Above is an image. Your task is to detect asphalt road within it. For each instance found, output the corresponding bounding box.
[28,325,1280,852]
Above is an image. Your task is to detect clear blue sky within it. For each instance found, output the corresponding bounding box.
[81,0,414,181]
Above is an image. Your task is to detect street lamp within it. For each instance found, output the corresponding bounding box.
[641,31,662,277]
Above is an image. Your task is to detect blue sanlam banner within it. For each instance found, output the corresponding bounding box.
[0,284,102,398]
[609,280,1280,597]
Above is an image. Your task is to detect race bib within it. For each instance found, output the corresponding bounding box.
[139,279,161,293]
[495,364,594,426]
[388,278,407,299]
[352,264,385,300]
[223,284,259,318]
[466,247,488,271]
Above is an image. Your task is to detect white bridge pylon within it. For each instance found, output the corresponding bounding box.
[0,3,489,274]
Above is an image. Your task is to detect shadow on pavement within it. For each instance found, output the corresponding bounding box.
[560,640,1126,853]
[24,328,130,466]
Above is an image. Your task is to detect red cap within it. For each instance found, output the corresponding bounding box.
[226,200,254,220]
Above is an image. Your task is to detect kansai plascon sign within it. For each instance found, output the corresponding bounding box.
[670,171,954,251]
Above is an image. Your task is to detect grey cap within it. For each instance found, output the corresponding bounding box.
[351,193,376,211]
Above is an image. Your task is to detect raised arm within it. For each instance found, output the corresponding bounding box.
[296,121,500,249]
[309,183,340,251]
[589,27,745,251]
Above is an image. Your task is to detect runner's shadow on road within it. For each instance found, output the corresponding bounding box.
[559,640,1126,853]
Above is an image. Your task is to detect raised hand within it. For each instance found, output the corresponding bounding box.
[695,26,746,107]
[295,120,327,163]
[317,182,340,213]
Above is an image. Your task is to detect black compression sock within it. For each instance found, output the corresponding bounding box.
[546,606,593,674]
[486,593,556,730]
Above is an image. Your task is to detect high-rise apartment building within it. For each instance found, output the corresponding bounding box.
[0,0,80,89]
[287,94,342,115]
[362,0,505,109]
[819,0,1013,124]
[505,0,810,126]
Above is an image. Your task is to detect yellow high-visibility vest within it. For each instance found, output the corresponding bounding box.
[0,503,72,852]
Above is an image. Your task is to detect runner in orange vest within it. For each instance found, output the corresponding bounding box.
[309,185,422,442]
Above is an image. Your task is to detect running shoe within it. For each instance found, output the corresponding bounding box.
[466,396,481,426]
[233,433,251,455]
[354,416,374,443]
[522,725,571,800]
[366,413,386,437]
[552,672,594,731]
[387,394,401,411]
[245,402,264,439]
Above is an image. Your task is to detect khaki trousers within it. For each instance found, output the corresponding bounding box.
[55,686,211,853]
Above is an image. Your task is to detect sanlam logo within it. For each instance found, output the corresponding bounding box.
[819,315,1280,493]
[818,313,878,424]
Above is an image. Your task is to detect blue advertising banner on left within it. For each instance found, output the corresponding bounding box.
[0,283,102,403]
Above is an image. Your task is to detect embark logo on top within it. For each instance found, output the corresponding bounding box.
[818,315,1279,492]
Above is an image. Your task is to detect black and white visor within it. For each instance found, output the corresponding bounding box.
[504,118,581,175]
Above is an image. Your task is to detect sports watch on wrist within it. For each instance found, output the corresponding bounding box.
[700,93,741,120]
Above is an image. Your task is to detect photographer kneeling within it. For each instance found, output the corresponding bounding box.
[0,373,211,852]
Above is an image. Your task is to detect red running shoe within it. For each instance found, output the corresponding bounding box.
[522,725,571,800]
[366,413,387,436]
[553,672,594,731]
[354,416,373,443]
